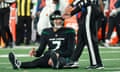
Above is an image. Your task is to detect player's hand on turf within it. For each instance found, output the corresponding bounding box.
[48,58,53,66]
[29,48,36,57]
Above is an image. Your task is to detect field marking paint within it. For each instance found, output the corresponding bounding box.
[79,58,120,62]
[1,50,120,58]
[0,54,29,57]
[0,53,120,61]
[0,46,120,49]
[0,57,120,71]
[0,63,120,72]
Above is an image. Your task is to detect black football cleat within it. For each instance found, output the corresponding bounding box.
[8,52,21,69]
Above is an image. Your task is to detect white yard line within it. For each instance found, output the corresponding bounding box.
[83,51,120,53]
[1,62,120,71]
[0,50,120,58]
[0,46,38,49]
[1,58,120,63]
[105,67,120,70]
[0,54,120,61]
[2,65,120,72]
[0,54,30,57]
[79,58,120,62]
[0,55,120,71]
[0,45,120,49]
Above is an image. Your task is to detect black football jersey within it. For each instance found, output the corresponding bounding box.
[35,27,76,58]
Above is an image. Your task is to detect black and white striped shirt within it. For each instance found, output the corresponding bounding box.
[70,0,98,16]
[71,0,98,6]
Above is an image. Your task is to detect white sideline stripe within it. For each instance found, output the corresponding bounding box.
[111,71,120,72]
[1,58,120,64]
[0,46,38,49]
[0,51,120,57]
[85,51,120,53]
[1,53,120,61]
[80,58,120,62]
[0,54,29,57]
[0,50,120,58]
[1,63,120,70]
[1,64,120,71]
[0,46,120,49]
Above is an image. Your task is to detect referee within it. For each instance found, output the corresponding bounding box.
[0,0,15,48]
[64,0,104,69]
[16,0,34,45]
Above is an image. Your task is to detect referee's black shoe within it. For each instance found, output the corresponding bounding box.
[85,65,104,70]
[8,52,21,69]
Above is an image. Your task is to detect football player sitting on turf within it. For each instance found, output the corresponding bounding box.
[8,10,76,69]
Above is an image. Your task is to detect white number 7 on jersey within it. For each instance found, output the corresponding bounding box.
[52,41,61,51]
